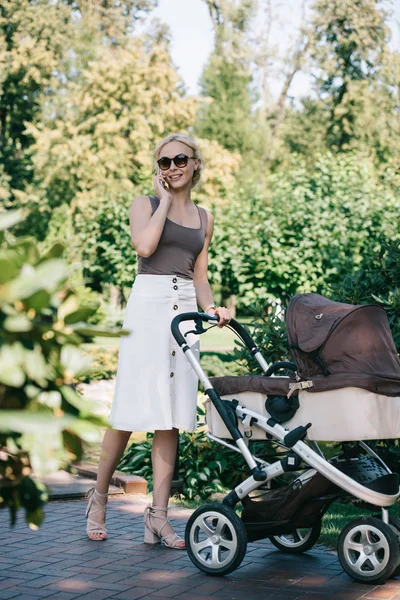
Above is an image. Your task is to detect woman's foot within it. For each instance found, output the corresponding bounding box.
[85,487,108,541]
[144,505,185,549]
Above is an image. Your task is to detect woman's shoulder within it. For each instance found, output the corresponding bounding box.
[130,195,158,210]
[196,205,214,235]
[197,204,213,219]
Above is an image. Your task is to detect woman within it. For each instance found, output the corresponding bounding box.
[85,133,231,549]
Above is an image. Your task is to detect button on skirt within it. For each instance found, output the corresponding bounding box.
[108,274,200,432]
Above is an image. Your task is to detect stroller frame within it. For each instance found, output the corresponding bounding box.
[171,311,400,583]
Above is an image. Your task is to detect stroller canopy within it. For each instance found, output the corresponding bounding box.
[286,294,400,396]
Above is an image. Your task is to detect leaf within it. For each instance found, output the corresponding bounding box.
[26,507,45,530]
[0,252,20,284]
[23,349,48,386]
[0,210,25,231]
[0,343,26,387]
[3,314,32,332]
[64,306,99,324]
[40,243,65,260]
[60,345,92,377]
[24,290,51,311]
[60,385,106,420]
[0,411,74,434]
[4,259,70,301]
[71,324,129,338]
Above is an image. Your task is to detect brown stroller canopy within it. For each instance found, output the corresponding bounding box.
[286,294,400,396]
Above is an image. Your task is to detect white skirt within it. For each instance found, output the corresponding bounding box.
[108,274,199,432]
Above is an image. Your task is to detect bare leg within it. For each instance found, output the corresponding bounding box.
[96,428,132,493]
[86,428,131,540]
[150,428,184,545]
[152,428,178,506]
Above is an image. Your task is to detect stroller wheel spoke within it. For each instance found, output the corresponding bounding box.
[214,519,224,536]
[347,541,364,553]
[212,543,222,565]
[370,554,384,570]
[292,530,302,543]
[193,538,213,552]
[354,553,369,572]
[220,538,235,551]
[198,519,215,538]
[371,541,386,554]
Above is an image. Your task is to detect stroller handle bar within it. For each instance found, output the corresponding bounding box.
[171,311,258,352]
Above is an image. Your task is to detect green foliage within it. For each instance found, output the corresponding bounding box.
[331,240,400,351]
[195,0,267,163]
[0,210,123,527]
[210,152,399,310]
[311,0,389,151]
[233,304,290,375]
[118,405,269,501]
[196,54,255,155]
[199,352,242,378]
[283,0,400,166]
[0,0,72,196]
[83,347,119,382]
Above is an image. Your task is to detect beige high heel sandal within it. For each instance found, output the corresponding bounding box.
[85,487,108,541]
[144,505,186,550]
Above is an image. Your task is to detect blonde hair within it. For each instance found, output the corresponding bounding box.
[153,133,204,188]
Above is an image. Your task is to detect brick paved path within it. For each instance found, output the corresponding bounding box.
[2,496,400,600]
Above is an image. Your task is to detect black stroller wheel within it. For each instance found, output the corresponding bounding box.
[269,521,321,554]
[185,503,247,576]
[338,516,400,584]
[378,516,400,578]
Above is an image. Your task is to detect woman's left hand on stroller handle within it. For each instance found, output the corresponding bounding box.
[207,306,231,328]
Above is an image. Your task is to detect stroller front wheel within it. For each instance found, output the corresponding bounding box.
[185,503,247,576]
[338,517,400,584]
[269,521,321,554]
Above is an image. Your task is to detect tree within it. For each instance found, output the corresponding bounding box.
[282,0,400,166]
[311,0,389,150]
[0,0,158,204]
[195,0,263,159]
[0,0,72,197]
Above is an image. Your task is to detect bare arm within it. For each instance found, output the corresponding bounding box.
[193,211,230,327]
[193,210,215,311]
[130,174,171,257]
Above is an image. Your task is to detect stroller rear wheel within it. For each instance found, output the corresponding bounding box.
[185,503,247,576]
[338,517,400,584]
[269,521,321,554]
[378,515,400,578]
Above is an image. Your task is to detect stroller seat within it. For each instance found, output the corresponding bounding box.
[207,374,400,442]
[207,375,300,440]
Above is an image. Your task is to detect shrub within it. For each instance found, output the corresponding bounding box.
[118,405,269,501]
[83,347,119,381]
[0,210,123,527]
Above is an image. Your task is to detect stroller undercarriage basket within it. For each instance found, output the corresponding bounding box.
[241,470,338,541]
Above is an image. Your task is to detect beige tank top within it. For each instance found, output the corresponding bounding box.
[137,196,208,280]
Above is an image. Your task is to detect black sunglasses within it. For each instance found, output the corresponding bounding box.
[157,153,196,171]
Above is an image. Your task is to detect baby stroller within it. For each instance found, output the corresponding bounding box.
[171,293,400,584]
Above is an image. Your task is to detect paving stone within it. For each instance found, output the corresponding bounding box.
[2,498,400,600]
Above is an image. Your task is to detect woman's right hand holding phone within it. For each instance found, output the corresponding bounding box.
[153,170,172,206]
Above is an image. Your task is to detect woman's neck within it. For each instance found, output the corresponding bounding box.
[170,186,192,207]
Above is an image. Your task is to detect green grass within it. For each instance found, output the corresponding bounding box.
[320,502,400,548]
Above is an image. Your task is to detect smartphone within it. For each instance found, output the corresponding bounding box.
[159,170,169,191]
